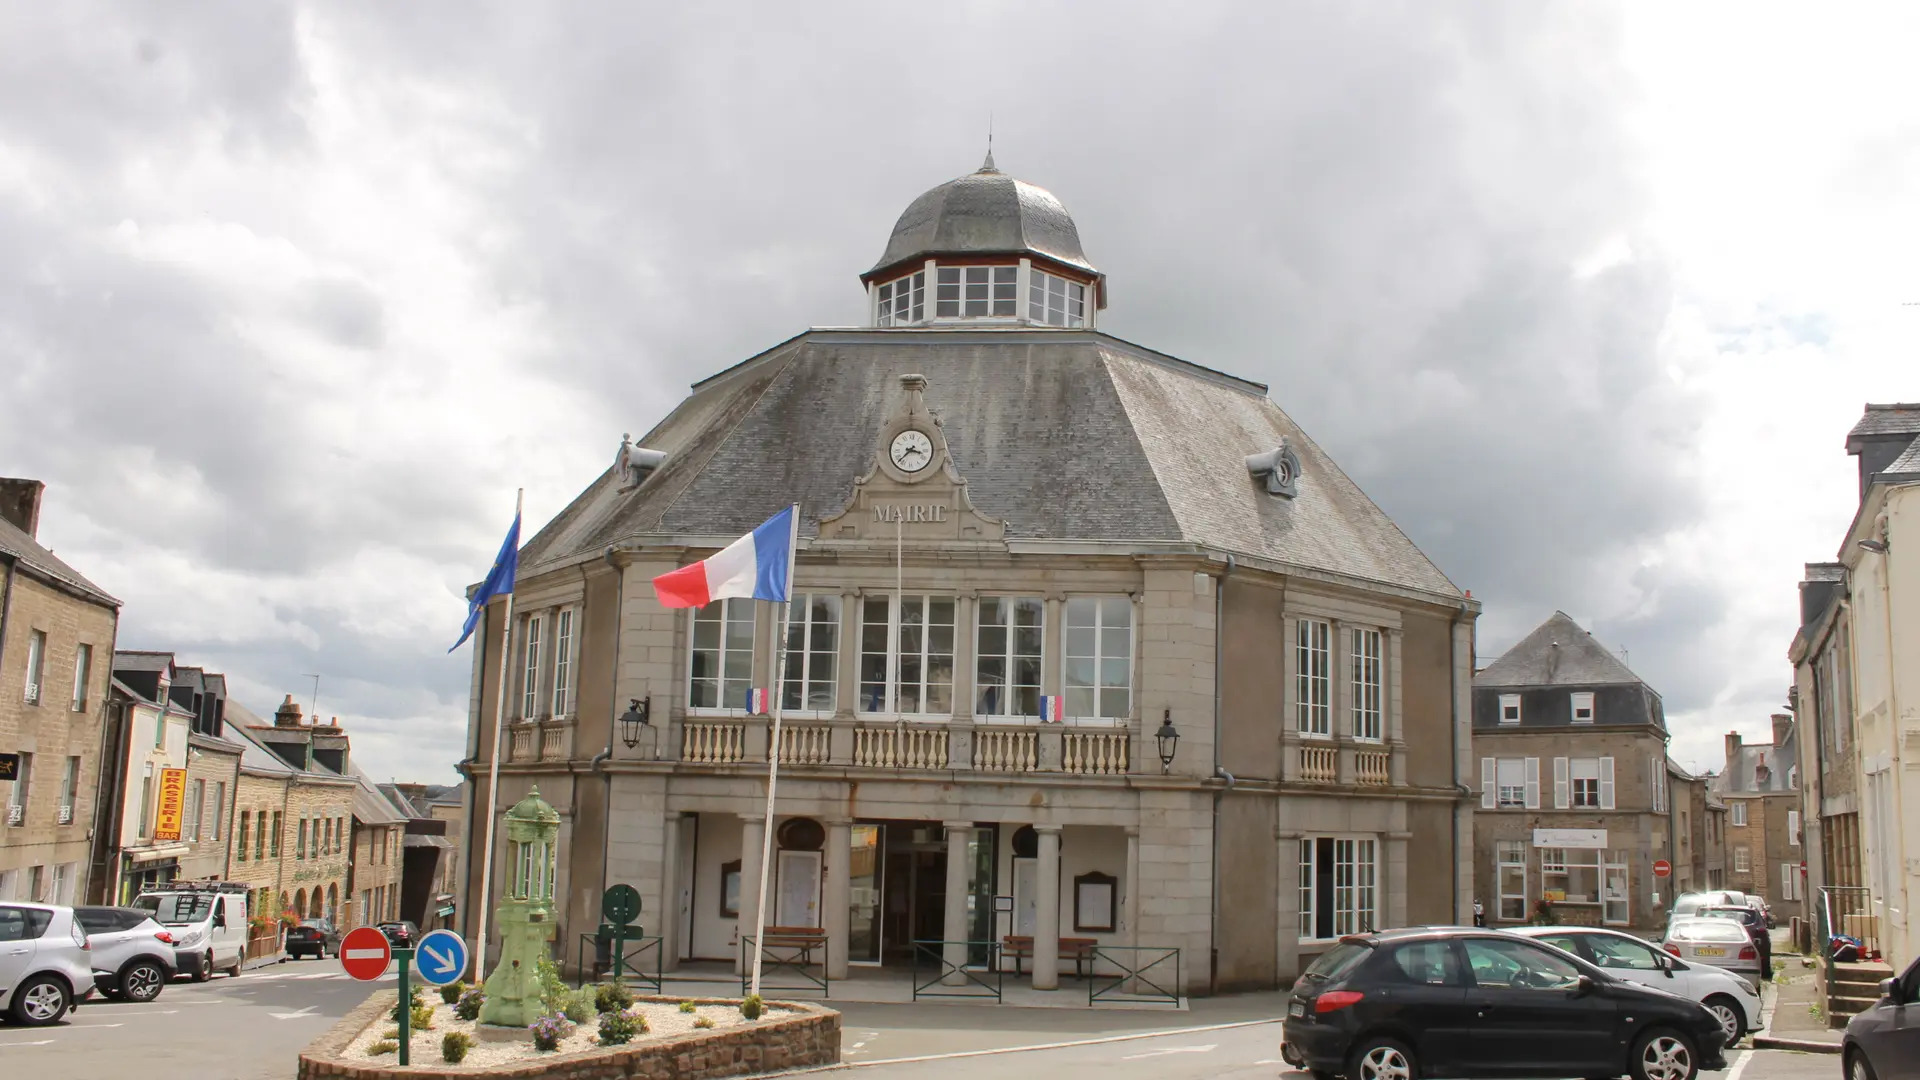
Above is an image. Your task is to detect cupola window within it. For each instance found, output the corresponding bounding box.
[1028,269,1086,327]
[876,270,925,326]
[936,265,1018,318]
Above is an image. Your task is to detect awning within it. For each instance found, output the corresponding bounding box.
[128,845,191,864]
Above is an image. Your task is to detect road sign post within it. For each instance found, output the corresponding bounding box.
[340,925,392,981]
[1653,859,1672,879]
[396,946,413,1067]
[414,929,469,988]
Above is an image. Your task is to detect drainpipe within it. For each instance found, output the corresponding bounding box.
[1208,554,1235,993]
[1450,598,1471,922]
[595,547,625,920]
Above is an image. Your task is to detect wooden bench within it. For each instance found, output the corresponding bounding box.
[1002,935,1098,978]
[760,925,827,962]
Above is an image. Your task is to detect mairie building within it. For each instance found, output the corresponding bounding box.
[457,157,1479,994]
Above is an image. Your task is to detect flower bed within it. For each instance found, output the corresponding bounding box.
[298,991,839,1079]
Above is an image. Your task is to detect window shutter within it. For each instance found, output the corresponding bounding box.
[1482,757,1496,809]
[1781,861,1792,900]
[1554,757,1571,809]
[1525,757,1541,809]
[1789,810,1801,846]
[1600,757,1616,810]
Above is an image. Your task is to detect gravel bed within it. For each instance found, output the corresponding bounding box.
[340,998,773,1070]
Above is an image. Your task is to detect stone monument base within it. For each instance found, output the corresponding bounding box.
[474,1022,529,1043]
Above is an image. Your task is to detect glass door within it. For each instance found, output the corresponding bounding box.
[966,825,997,966]
[847,825,883,964]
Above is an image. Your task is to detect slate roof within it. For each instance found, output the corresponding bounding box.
[519,329,1461,600]
[351,769,410,826]
[113,650,173,673]
[1474,611,1644,688]
[867,159,1095,280]
[222,706,295,777]
[1845,403,1920,442]
[1887,435,1920,475]
[0,516,117,607]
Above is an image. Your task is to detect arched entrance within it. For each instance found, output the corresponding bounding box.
[294,889,307,922]
[326,884,339,921]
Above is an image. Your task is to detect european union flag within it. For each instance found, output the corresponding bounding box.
[449,511,520,652]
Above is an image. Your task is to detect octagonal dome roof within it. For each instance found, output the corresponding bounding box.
[866,155,1097,282]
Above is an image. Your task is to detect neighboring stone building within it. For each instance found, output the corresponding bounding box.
[457,157,1479,995]
[346,769,409,931]
[1471,612,1674,932]
[0,478,120,905]
[382,781,461,931]
[223,698,355,951]
[1715,718,1806,925]
[1705,788,1729,891]
[1791,560,1869,945]
[1669,764,1707,897]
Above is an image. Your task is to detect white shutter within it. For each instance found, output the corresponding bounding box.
[1482,757,1496,809]
[1789,810,1801,846]
[1525,757,1541,809]
[1781,862,1793,901]
[1600,757,1616,810]
[1554,757,1571,809]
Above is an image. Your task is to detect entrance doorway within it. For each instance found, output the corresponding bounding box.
[845,821,997,966]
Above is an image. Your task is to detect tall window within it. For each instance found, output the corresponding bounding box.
[237,811,251,861]
[59,757,78,821]
[1571,758,1601,808]
[1350,628,1382,741]
[936,265,1017,317]
[187,778,205,840]
[1496,840,1528,920]
[1603,852,1629,925]
[211,782,225,840]
[976,597,1044,719]
[24,629,45,703]
[1651,759,1667,813]
[297,818,307,860]
[1066,597,1132,721]
[1027,269,1087,327]
[72,643,92,711]
[551,608,574,716]
[858,595,957,715]
[271,811,282,857]
[256,811,267,860]
[1295,619,1331,735]
[154,705,167,748]
[1570,691,1594,724]
[689,599,754,710]
[1486,756,1537,810]
[521,615,544,718]
[137,764,154,838]
[6,752,30,821]
[1299,836,1378,939]
[1730,801,1747,827]
[1733,845,1751,873]
[782,594,840,713]
[877,270,925,325]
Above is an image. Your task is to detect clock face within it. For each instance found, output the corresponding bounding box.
[890,429,933,473]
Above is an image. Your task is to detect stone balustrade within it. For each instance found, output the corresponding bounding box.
[1355,748,1391,785]
[775,724,832,765]
[973,727,1038,771]
[1298,743,1338,783]
[683,721,747,764]
[852,723,949,769]
[1061,729,1129,774]
[510,723,536,763]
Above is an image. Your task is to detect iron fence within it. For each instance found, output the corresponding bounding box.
[911,940,1003,1002]
[574,933,663,993]
[1088,945,1182,1006]
[740,933,830,997]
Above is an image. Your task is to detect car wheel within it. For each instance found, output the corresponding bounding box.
[225,954,243,978]
[1630,1027,1698,1080]
[1847,1048,1879,1080]
[119,960,167,1003]
[1349,1036,1416,1080]
[193,951,214,983]
[10,975,71,1025]
[1703,994,1745,1044]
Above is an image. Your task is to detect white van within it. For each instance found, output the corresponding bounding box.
[132,885,249,981]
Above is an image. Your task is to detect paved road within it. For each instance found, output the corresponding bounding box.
[0,955,389,1080]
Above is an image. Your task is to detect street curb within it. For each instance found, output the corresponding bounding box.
[1752,1036,1842,1055]
[768,1016,1284,1073]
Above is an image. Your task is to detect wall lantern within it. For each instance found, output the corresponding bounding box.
[619,697,651,749]
[1155,709,1180,774]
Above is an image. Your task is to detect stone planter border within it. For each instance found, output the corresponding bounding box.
[298,990,840,1079]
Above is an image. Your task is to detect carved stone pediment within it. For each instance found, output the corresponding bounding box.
[817,374,1006,543]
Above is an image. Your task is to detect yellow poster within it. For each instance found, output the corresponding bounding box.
[153,767,188,841]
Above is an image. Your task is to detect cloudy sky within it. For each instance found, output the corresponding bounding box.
[3,2,1913,782]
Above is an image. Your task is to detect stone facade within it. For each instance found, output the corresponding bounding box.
[1718,721,1806,926]
[179,733,241,882]
[223,700,357,944]
[0,479,120,906]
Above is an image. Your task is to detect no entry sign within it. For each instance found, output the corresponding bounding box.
[340,925,392,981]
[1652,859,1672,879]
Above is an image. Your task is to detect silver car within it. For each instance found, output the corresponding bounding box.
[73,906,178,1002]
[1663,916,1762,984]
[1842,953,1920,1080]
[0,902,96,1025]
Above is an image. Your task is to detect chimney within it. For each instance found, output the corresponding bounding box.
[1724,730,1742,774]
[1771,712,1792,748]
[275,694,304,727]
[0,478,45,538]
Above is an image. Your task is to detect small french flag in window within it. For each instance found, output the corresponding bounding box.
[1038,695,1064,723]
[747,688,771,715]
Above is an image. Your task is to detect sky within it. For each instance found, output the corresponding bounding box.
[1,2,1914,783]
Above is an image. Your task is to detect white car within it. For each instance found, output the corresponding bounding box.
[1663,916,1764,984]
[1514,925,1763,1045]
[0,902,96,1025]
[132,886,248,981]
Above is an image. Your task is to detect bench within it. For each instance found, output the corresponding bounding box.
[1002,935,1098,978]
[760,925,827,963]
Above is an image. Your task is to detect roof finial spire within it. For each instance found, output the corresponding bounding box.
[980,113,997,173]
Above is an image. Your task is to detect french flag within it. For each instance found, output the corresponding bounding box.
[652,506,797,609]
[1039,695,1064,723]
[747,688,771,715]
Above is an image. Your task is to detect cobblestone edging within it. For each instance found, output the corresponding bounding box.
[298,992,841,1079]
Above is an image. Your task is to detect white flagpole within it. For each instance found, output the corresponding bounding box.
[749,504,802,998]
[472,488,522,979]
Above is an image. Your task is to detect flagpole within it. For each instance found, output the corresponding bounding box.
[749,504,802,998]
[472,487,522,979]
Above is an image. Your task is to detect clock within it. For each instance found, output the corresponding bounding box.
[890,429,933,473]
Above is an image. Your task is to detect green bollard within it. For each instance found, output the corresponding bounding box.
[396,947,413,1067]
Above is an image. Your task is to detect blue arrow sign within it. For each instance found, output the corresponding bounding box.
[413,929,468,986]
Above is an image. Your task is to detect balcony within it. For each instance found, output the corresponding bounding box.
[1061,730,1128,775]
[6,804,21,826]
[1355,749,1391,786]
[1298,744,1338,783]
[57,805,74,825]
[853,723,950,769]
[663,716,1154,779]
[974,728,1038,772]
[683,721,747,764]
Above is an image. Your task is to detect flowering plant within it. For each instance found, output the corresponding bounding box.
[529,1013,572,1052]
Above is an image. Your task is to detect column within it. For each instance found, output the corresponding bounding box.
[658,812,683,974]
[1042,597,1064,695]
[1387,628,1407,786]
[952,593,975,721]
[836,590,859,719]
[943,821,973,984]
[736,814,766,975]
[1386,831,1411,930]
[1033,825,1062,990]
[825,819,852,980]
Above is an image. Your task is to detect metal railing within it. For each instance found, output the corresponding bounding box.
[740,933,829,997]
[1088,945,1182,1006]
[911,940,1003,1002]
[1819,885,1879,974]
[575,933,663,993]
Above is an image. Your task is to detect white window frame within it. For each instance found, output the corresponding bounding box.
[688,598,756,714]
[1498,693,1521,725]
[857,594,956,719]
[1298,835,1379,941]
[187,778,205,841]
[876,270,926,326]
[211,781,224,841]
[1350,627,1383,742]
[1496,839,1528,921]
[1487,756,1539,810]
[72,643,91,712]
[1731,801,1747,827]
[782,593,841,716]
[1065,597,1132,724]
[520,614,544,719]
[1788,809,1801,847]
[935,265,1019,319]
[550,608,575,717]
[1602,851,1630,925]
[1296,618,1332,737]
[1570,758,1602,809]
[1651,758,1667,813]
[1027,268,1087,327]
[974,596,1045,721]
[1733,845,1751,873]
[24,629,45,704]
[1570,691,1594,724]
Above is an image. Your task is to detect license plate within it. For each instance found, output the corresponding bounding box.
[1695,947,1725,957]
[1289,1002,1305,1018]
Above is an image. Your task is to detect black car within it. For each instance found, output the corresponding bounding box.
[1843,953,1920,1080]
[285,918,340,960]
[377,920,418,948]
[1280,928,1728,1080]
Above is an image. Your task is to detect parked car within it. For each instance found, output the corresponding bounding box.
[377,921,418,948]
[1745,895,1775,929]
[1695,905,1773,981]
[1279,927,1727,1080]
[1671,890,1747,919]
[71,906,177,1002]
[285,919,340,960]
[1663,917,1763,984]
[1843,952,1920,1080]
[0,902,96,1025]
[132,886,248,981]
[1512,925,1763,1044]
